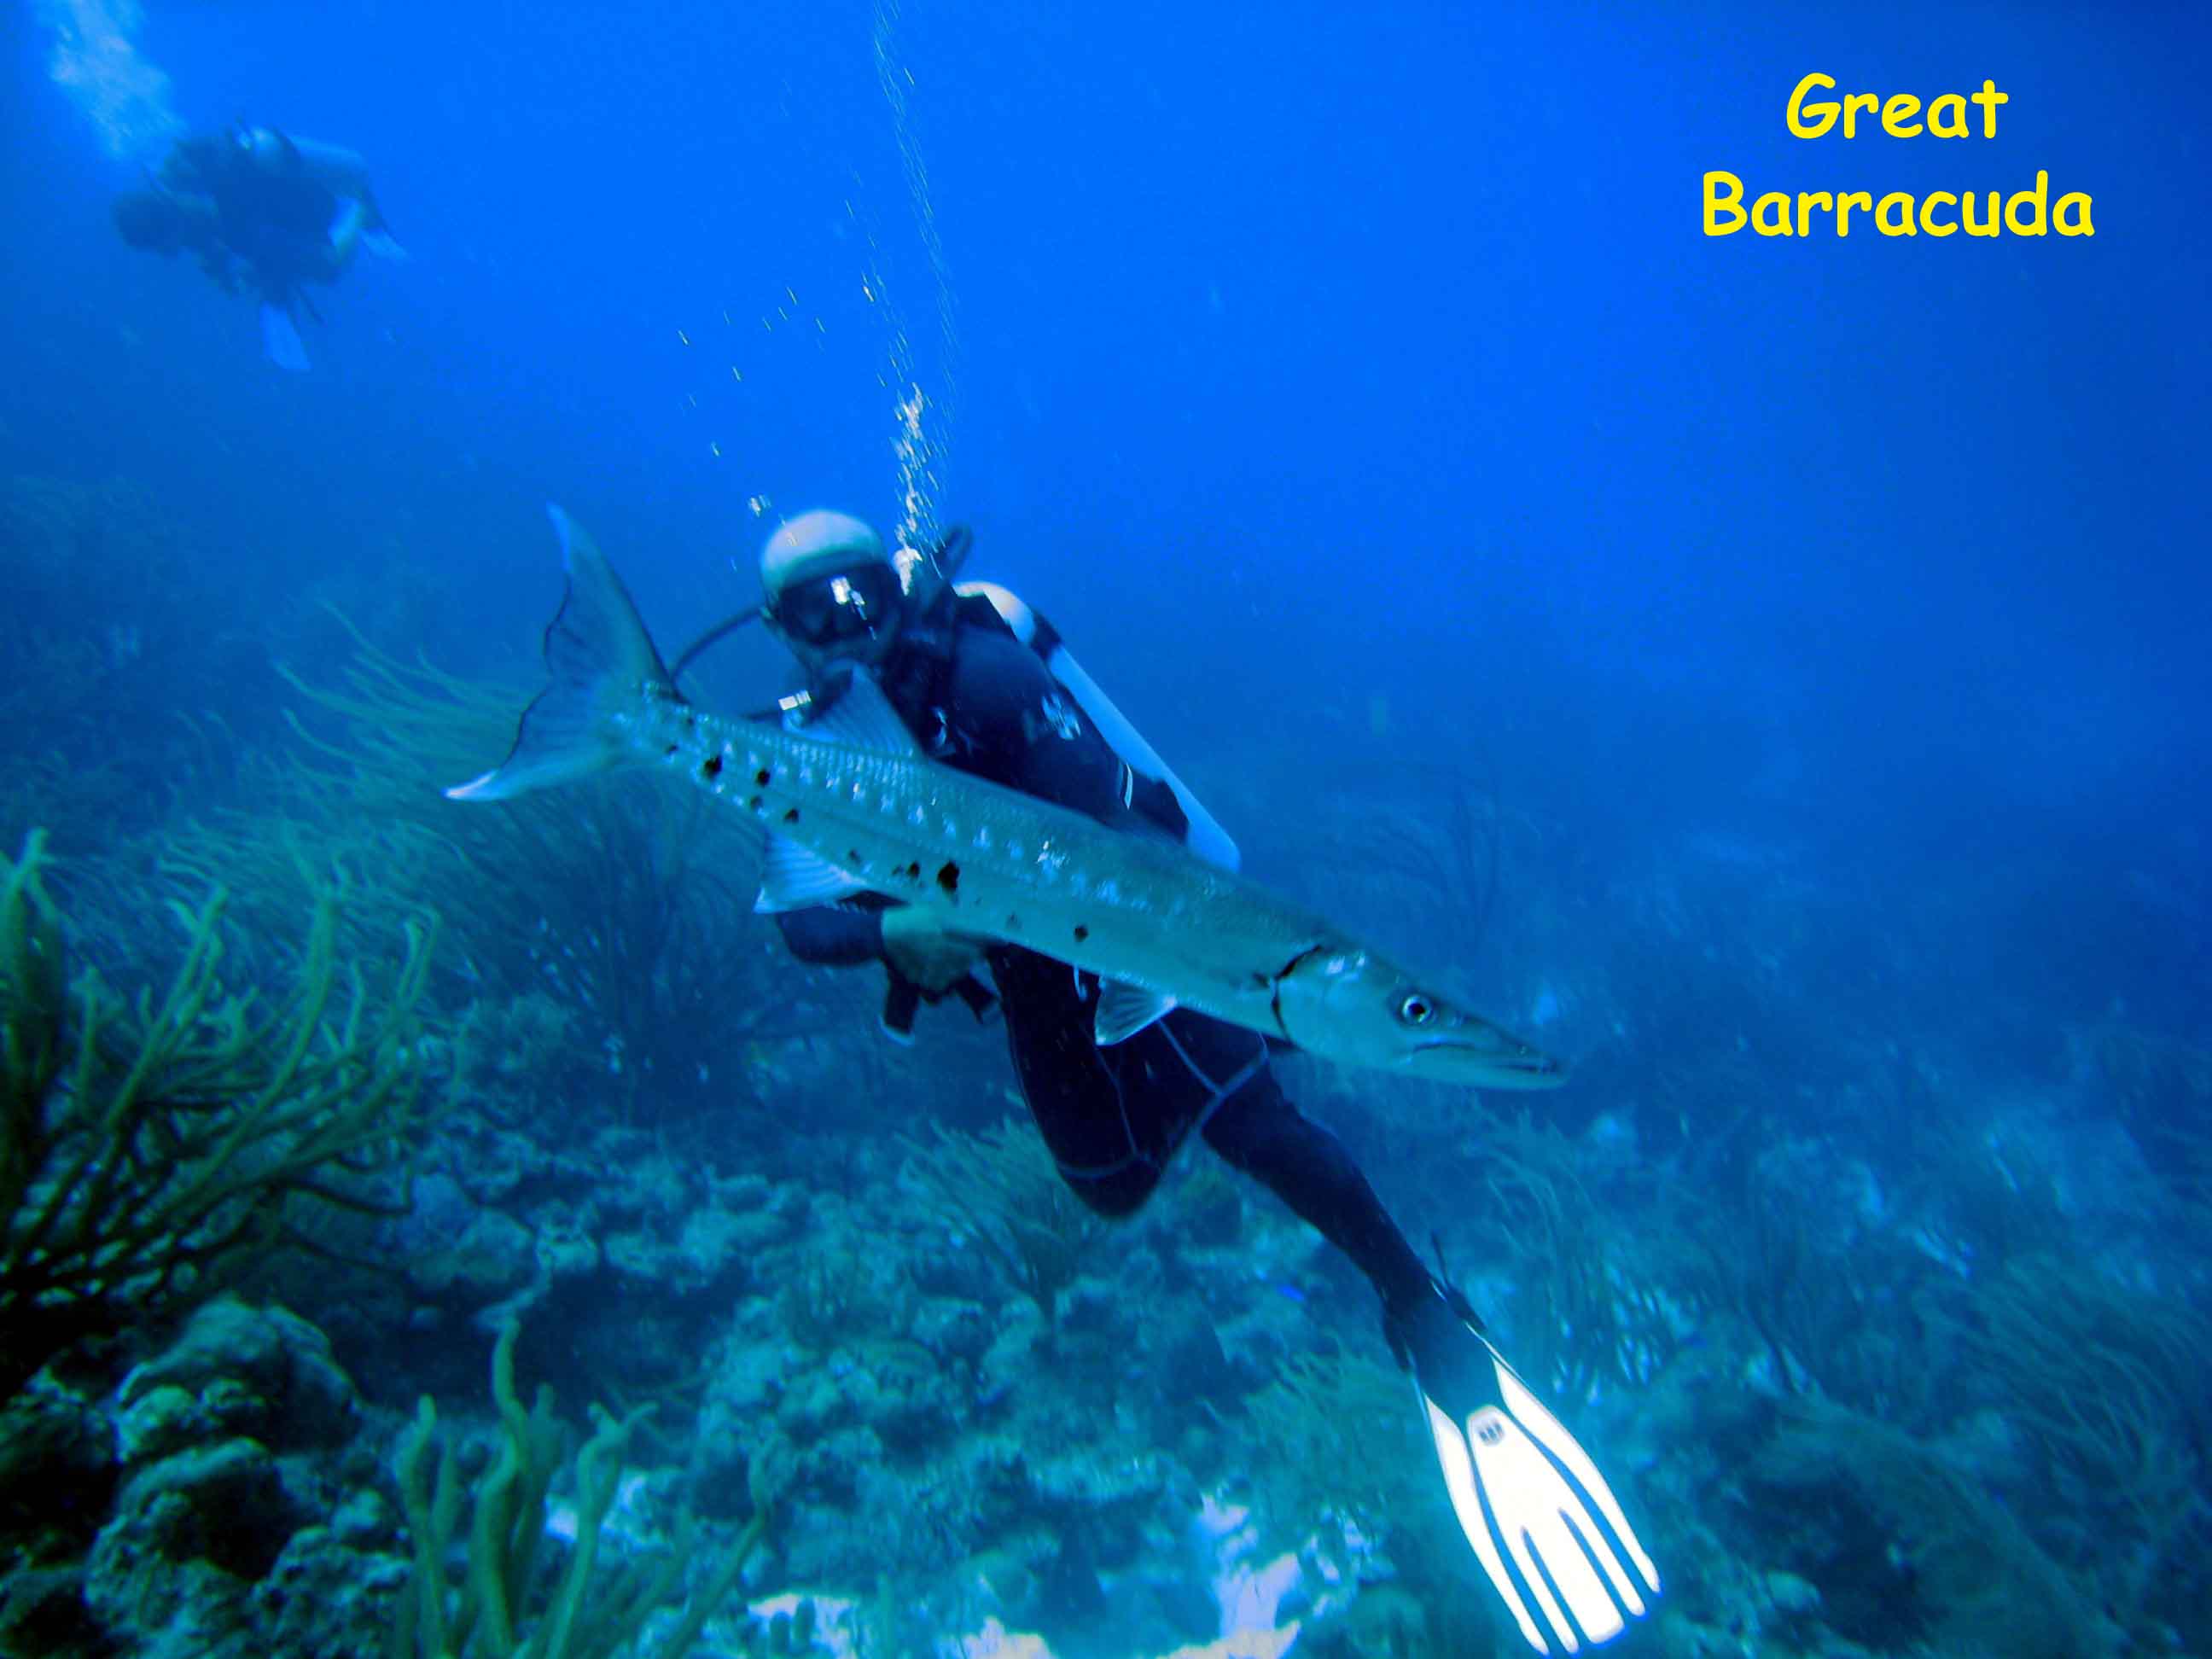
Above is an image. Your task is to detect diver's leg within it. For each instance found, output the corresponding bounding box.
[1199,1074,1433,1311]
[992,950,1169,1217]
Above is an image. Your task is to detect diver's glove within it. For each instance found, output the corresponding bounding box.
[877,906,997,1044]
[1386,1279,1660,1654]
[881,905,983,994]
[879,969,998,1044]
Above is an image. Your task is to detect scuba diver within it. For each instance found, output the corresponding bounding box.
[112,122,402,371]
[729,509,1662,1655]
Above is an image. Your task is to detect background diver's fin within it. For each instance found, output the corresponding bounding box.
[447,507,676,801]
[259,302,310,371]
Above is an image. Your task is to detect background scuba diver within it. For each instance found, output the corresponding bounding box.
[111,123,402,372]
[744,509,1662,1654]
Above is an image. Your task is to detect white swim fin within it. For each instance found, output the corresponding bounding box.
[1393,1283,1660,1652]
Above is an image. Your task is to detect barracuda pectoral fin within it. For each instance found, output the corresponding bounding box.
[1095,981,1178,1045]
[754,834,873,913]
[447,506,677,802]
[749,672,926,911]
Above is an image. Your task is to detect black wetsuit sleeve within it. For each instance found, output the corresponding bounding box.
[773,904,883,966]
[945,629,1143,822]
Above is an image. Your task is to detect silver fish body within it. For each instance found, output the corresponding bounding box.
[451,509,1563,1088]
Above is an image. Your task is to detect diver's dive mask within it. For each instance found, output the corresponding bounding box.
[671,524,973,689]
[770,563,905,649]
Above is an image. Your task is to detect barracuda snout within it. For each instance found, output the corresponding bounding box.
[1276,945,1567,1089]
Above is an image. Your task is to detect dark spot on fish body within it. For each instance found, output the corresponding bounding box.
[935,861,960,894]
[755,767,772,787]
[747,795,765,813]
[1073,924,1089,943]
[663,743,680,758]
[901,861,922,882]
[701,754,723,781]
[783,808,800,825]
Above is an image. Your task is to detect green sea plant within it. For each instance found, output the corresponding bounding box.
[390,1322,770,1659]
[0,830,431,1404]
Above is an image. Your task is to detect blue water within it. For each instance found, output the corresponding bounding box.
[4,2,2208,1654]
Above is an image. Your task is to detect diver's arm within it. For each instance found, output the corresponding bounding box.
[772,904,883,966]
[775,897,990,1036]
[950,630,1145,822]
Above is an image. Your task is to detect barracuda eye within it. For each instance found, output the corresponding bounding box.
[1396,992,1436,1027]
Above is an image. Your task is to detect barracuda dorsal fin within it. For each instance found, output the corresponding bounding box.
[805,668,923,754]
[754,835,871,913]
[1096,981,1178,1045]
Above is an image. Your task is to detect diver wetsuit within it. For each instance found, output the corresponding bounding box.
[773,602,1435,1312]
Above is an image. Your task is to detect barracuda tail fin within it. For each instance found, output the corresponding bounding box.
[446,506,679,802]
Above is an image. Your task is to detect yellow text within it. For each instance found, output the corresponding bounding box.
[1703,171,2095,237]
[1786,73,2009,140]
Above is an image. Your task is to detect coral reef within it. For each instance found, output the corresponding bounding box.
[3,1297,403,1659]
[4,471,2207,1659]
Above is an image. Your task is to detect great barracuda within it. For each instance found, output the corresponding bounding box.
[448,508,1565,1089]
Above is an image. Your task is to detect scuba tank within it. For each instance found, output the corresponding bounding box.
[948,579,1238,872]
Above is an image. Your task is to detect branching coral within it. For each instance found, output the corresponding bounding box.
[900,1119,1106,1327]
[2085,1022,2212,1215]
[1686,1138,1932,1416]
[1926,1251,2211,1630]
[0,474,269,848]
[272,622,806,1116]
[1749,1396,2122,1659]
[1893,1114,2076,1279]
[0,830,432,1404]
[1308,763,1508,959]
[1452,1109,1685,1400]
[390,1322,768,1659]
[1237,1345,1498,1653]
